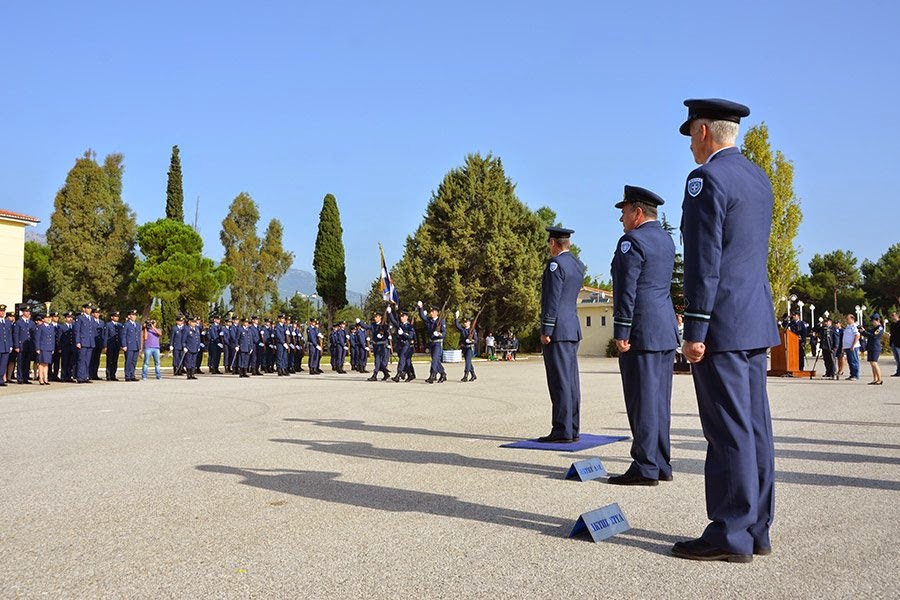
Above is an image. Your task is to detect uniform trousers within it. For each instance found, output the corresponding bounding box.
[373,344,389,374]
[16,343,34,382]
[0,352,9,382]
[276,346,288,371]
[61,349,75,380]
[461,346,475,374]
[397,343,414,374]
[184,351,198,370]
[105,346,121,379]
[238,351,251,370]
[208,345,221,370]
[308,346,321,371]
[428,342,445,376]
[543,341,580,439]
[123,349,139,380]
[619,349,674,479]
[691,348,774,555]
[77,346,93,381]
[172,349,184,373]
[336,345,347,370]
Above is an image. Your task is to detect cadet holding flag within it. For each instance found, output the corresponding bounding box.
[538,226,585,443]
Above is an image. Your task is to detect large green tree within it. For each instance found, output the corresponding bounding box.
[741,124,802,305]
[862,243,900,309]
[166,145,184,222]
[132,218,233,324]
[313,193,348,323]
[47,150,137,310]
[220,192,262,316]
[660,213,685,312]
[390,153,546,339]
[220,194,292,316]
[805,250,864,315]
[23,241,52,302]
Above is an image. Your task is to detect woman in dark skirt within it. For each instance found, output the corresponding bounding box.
[860,314,884,385]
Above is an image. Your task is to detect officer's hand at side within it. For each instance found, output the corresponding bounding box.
[616,339,631,353]
[683,341,706,363]
[540,334,551,345]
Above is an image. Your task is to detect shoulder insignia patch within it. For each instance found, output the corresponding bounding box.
[549,262,559,272]
[687,177,703,197]
[620,241,632,254]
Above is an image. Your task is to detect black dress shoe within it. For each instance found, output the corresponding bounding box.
[536,435,574,444]
[658,473,674,482]
[754,544,772,556]
[607,472,659,486]
[671,538,752,563]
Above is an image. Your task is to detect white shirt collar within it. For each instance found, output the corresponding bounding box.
[705,146,734,164]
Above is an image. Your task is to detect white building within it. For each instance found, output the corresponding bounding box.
[0,209,41,310]
[576,286,614,356]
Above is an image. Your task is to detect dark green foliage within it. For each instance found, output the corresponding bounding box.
[47,150,137,311]
[133,218,233,323]
[166,145,184,222]
[391,153,546,345]
[660,213,684,312]
[606,337,620,358]
[220,194,292,316]
[313,194,348,323]
[23,241,52,302]
[862,243,900,311]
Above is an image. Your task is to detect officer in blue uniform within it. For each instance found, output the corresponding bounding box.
[170,316,186,376]
[388,306,417,382]
[672,98,780,563]
[454,312,478,382]
[105,311,122,381]
[119,310,142,381]
[274,314,289,375]
[538,226,585,442]
[787,312,808,370]
[206,315,223,374]
[49,312,62,381]
[181,316,202,379]
[608,185,679,485]
[90,308,105,380]
[0,305,11,386]
[360,313,391,381]
[73,303,97,383]
[306,318,323,375]
[34,313,55,385]
[247,316,261,376]
[335,322,349,374]
[59,312,76,382]
[356,323,369,373]
[13,306,37,384]
[417,302,447,383]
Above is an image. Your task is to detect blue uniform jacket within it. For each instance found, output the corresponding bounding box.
[36,323,55,355]
[74,313,96,348]
[611,220,679,351]
[417,308,445,344]
[170,325,185,349]
[185,325,202,352]
[680,146,780,351]
[0,320,11,353]
[238,327,254,353]
[14,318,36,348]
[105,321,122,349]
[540,251,584,341]
[454,318,478,350]
[120,320,141,351]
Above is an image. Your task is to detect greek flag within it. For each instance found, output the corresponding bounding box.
[379,244,399,304]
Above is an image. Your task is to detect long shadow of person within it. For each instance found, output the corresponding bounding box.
[196,465,573,536]
[269,439,564,478]
[283,418,521,442]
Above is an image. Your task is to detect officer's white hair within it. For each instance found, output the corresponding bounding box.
[698,118,739,144]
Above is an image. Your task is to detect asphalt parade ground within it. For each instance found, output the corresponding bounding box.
[2,357,898,599]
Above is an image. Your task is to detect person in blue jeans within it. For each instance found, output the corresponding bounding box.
[842,313,861,381]
[142,320,162,380]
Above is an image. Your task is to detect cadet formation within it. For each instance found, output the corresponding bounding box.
[0,301,483,387]
[4,98,896,566]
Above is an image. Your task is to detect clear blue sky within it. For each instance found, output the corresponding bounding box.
[3,1,898,294]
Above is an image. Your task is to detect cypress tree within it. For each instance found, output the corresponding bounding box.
[166,145,184,222]
[313,194,348,323]
[220,192,261,316]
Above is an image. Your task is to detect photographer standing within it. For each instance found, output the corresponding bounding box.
[142,319,162,380]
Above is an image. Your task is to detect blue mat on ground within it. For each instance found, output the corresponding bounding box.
[500,433,629,452]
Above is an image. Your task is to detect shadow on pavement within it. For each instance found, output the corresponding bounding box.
[195,464,572,536]
[284,418,521,442]
[270,438,564,478]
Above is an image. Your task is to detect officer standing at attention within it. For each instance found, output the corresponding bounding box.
[170,316,186,376]
[673,98,780,563]
[275,314,288,376]
[206,315,223,374]
[608,185,679,485]
[417,302,447,383]
[120,310,141,381]
[537,226,585,443]
[74,303,96,383]
[90,307,105,380]
[14,306,37,384]
[105,311,123,381]
[306,317,323,375]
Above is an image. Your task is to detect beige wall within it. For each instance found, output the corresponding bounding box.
[578,303,615,356]
[0,220,27,309]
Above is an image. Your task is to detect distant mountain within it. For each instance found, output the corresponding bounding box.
[24,230,47,244]
[277,268,365,306]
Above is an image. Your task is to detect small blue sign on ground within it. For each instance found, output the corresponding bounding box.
[564,457,607,481]
[569,503,631,542]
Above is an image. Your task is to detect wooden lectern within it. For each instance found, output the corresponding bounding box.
[768,329,814,378]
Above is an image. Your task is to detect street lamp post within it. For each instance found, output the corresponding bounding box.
[809,304,816,326]
[797,300,805,321]
[855,305,861,324]
[861,305,867,323]
[789,294,797,316]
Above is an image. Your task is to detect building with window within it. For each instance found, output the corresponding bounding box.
[576,285,614,356]
[0,209,41,310]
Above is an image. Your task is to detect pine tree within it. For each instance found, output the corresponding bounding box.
[391,153,546,339]
[23,241,52,302]
[313,193,348,323]
[220,192,262,316]
[660,213,685,312]
[741,124,802,305]
[166,145,184,222]
[862,243,900,309]
[47,150,137,310]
